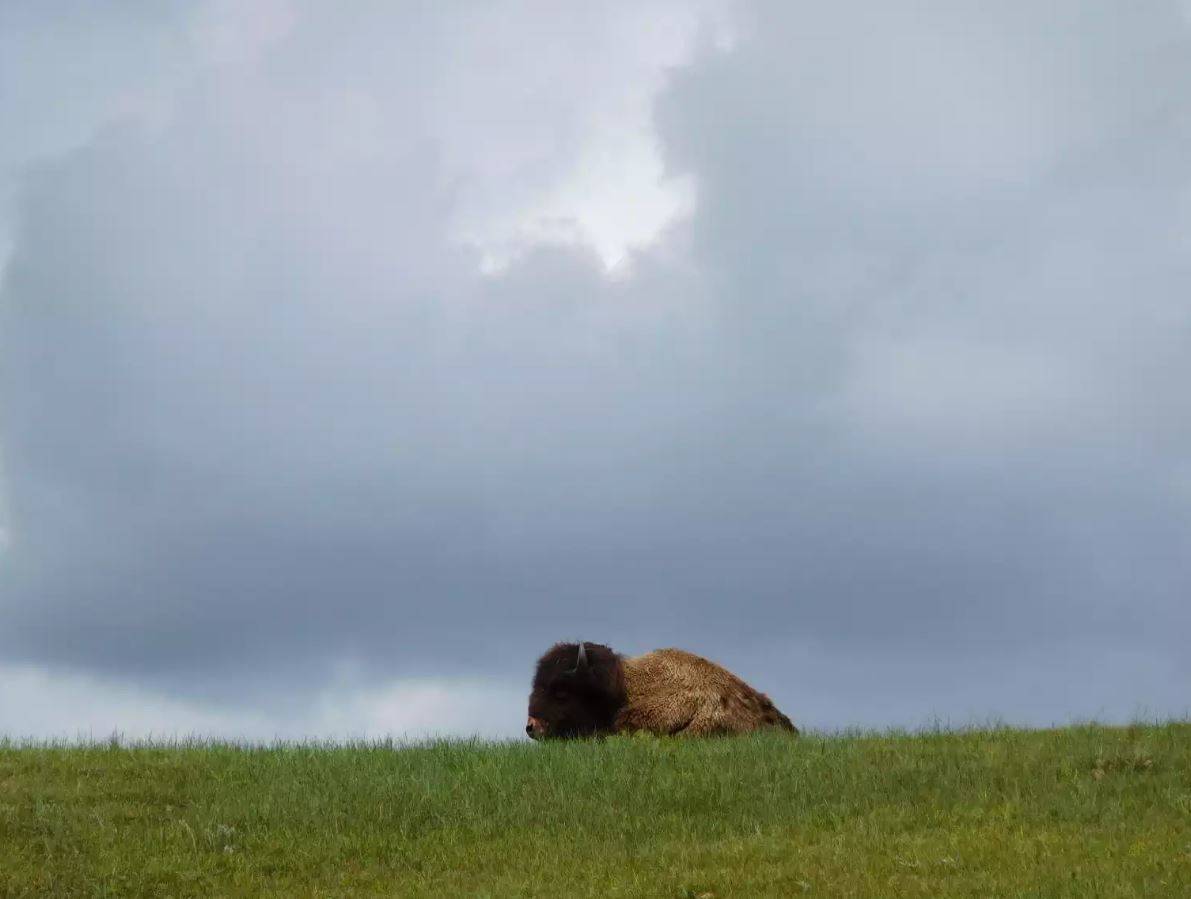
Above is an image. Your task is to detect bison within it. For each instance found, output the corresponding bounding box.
[526,641,798,739]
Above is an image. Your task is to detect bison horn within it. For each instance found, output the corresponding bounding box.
[576,641,588,671]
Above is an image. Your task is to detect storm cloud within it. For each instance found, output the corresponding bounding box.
[2,1,1189,738]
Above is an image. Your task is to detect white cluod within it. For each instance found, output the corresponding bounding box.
[442,3,720,275]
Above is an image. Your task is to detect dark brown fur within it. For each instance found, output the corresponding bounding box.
[527,642,798,739]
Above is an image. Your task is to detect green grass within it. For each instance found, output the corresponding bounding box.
[1,723,1188,897]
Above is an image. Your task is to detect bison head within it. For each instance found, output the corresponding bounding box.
[526,641,626,739]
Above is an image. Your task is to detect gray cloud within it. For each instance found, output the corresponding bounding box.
[2,1,1189,732]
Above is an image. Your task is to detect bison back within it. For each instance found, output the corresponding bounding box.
[615,648,797,736]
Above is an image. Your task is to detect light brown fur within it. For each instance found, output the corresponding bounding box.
[615,648,798,736]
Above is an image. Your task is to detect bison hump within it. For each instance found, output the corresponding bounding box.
[617,648,797,736]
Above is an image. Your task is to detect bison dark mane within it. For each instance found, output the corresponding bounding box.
[527,642,626,739]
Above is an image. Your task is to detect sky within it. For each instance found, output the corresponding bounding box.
[1,0,1189,742]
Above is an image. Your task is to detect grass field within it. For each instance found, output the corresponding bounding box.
[1,723,1188,897]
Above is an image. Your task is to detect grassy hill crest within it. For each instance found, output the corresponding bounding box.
[2,722,1188,897]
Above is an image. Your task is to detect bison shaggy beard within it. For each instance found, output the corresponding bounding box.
[526,642,798,740]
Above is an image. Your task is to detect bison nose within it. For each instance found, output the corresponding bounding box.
[525,723,533,736]
[526,716,545,739]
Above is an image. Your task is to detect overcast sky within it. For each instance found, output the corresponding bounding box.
[2,0,1189,742]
